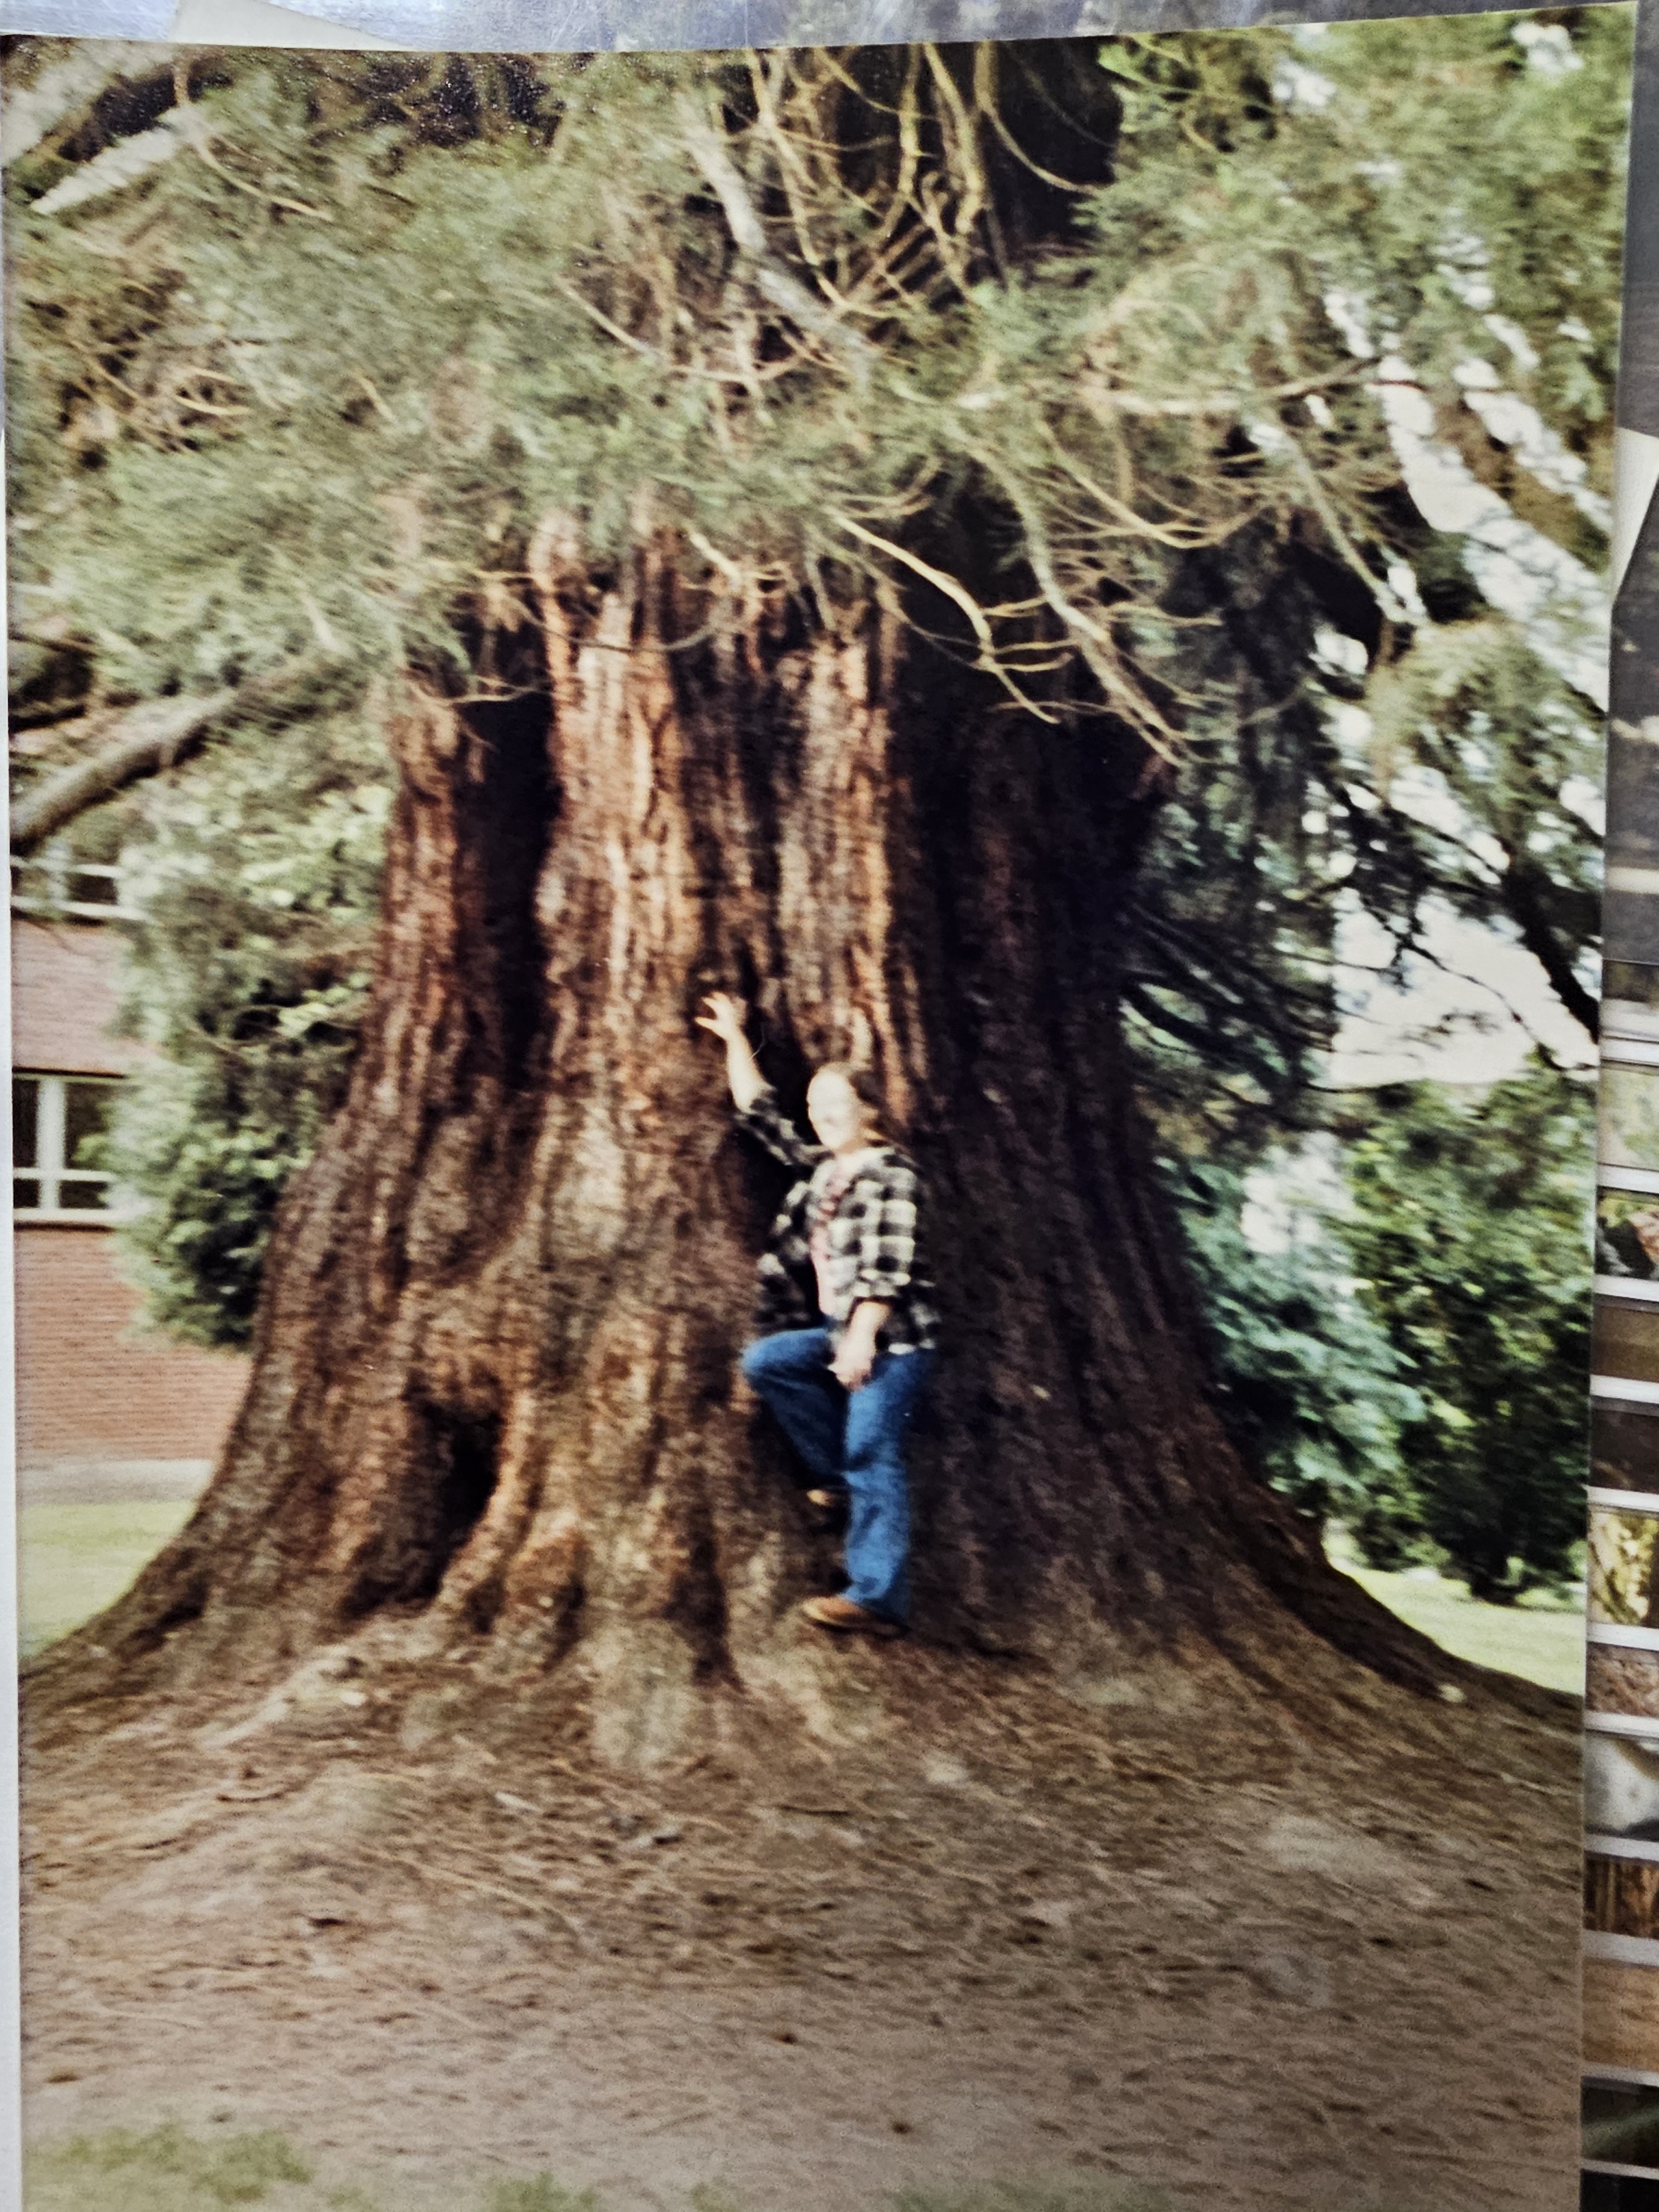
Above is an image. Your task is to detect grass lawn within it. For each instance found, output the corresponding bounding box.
[1328,1549,1584,1696]
[26,2124,1176,2212]
[19,1500,195,1658]
[16,1499,1587,1698]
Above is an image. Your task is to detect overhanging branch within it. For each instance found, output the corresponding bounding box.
[13,680,252,854]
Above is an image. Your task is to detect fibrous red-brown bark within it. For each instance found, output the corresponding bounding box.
[35,526,1470,1757]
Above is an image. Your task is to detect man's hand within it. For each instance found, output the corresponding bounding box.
[696,991,748,1046]
[697,992,765,1111]
[831,1305,885,1391]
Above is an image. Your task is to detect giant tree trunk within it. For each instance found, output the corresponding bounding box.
[36,527,1459,1757]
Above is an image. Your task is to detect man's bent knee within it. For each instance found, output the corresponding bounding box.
[739,1339,773,1388]
[742,1327,832,1393]
[742,1334,798,1388]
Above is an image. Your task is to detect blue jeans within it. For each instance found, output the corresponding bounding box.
[740,1327,936,1626]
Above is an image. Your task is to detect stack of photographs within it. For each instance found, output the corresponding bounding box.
[1584,1032,1659,2161]
[1588,27,1659,2177]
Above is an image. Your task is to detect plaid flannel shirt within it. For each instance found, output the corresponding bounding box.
[736,1087,941,1354]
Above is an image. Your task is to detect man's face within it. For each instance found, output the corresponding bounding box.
[1632,1211,1659,1263]
[807,1071,869,1152]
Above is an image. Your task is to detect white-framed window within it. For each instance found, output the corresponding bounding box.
[13,1073,118,1221]
[11,846,138,924]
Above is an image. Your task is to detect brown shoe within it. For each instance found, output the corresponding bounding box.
[800,1594,904,1639]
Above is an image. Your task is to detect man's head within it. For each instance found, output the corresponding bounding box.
[1630,1207,1659,1264]
[807,1061,885,1154]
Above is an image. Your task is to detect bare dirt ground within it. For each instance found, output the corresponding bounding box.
[21,1642,1583,2211]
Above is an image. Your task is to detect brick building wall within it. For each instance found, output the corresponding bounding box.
[14,1232,248,1498]
[13,916,135,1078]
[12,915,251,1505]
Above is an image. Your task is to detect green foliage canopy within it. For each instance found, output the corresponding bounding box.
[7,23,1624,731]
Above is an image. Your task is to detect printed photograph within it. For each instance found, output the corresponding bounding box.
[1591,1501,1659,1630]
[1596,1300,1659,1404]
[1593,1401,1659,1493]
[1587,1841,1659,1942]
[1583,2054,1659,2168]
[1601,1192,1659,1282]
[1601,1057,1659,1175]
[1583,2072,1659,2202]
[1588,1719,1659,1841]
[1592,1648,1659,1717]
[1603,963,1659,1042]
[3,15,1627,2211]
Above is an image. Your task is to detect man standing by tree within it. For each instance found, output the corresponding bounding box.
[698,993,938,1639]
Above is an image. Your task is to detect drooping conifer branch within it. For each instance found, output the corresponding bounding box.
[11,665,315,853]
[12,688,237,853]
